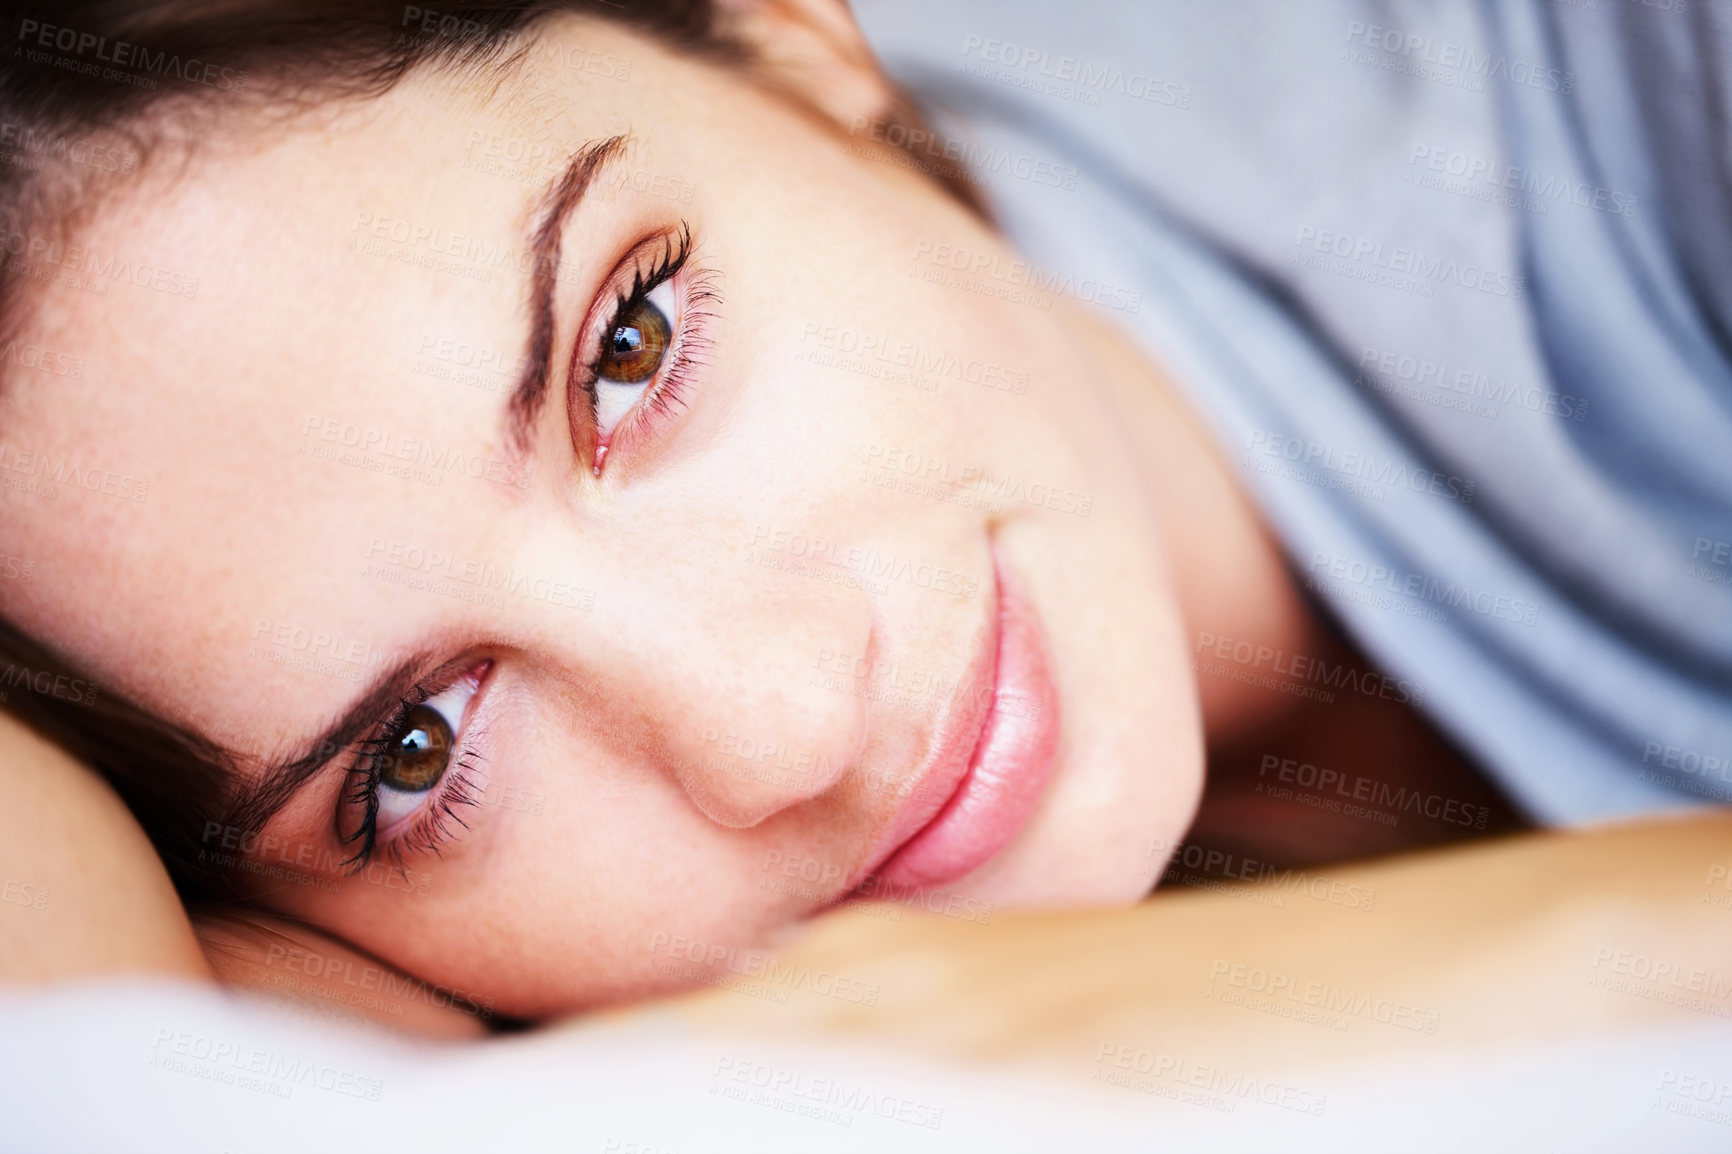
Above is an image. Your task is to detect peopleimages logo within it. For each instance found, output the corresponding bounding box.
[1343,21,1573,95]
[1193,631,1424,706]
[848,116,1081,191]
[1244,429,1476,506]
[16,18,249,91]
[1293,225,1524,299]
[0,226,200,298]
[910,239,1143,313]
[0,663,98,706]
[710,1057,945,1130]
[0,122,135,174]
[958,36,1193,109]
[299,415,534,489]
[1093,1043,1328,1116]
[1257,754,1490,830]
[0,441,150,503]
[645,934,882,1006]
[1161,842,1377,911]
[1407,144,1638,218]
[798,323,1030,394]
[1207,960,1441,1034]
[363,538,594,612]
[747,524,980,600]
[861,444,1093,518]
[1306,551,1539,628]
[1357,345,1589,422]
[149,1029,382,1102]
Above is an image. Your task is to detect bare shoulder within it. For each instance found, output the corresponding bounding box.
[0,708,211,983]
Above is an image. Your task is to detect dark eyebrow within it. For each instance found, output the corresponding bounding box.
[221,654,430,840]
[506,133,631,458]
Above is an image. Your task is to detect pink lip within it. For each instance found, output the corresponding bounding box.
[850,552,1061,894]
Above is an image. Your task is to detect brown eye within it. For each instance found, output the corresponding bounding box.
[379,704,452,793]
[598,294,670,384]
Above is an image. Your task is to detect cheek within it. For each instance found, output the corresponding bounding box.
[267,739,800,1015]
[719,235,1087,509]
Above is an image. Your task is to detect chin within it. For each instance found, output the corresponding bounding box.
[941,744,1202,910]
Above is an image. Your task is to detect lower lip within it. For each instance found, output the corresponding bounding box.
[873,561,1061,891]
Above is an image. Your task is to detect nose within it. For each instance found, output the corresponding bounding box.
[660,605,869,828]
[592,555,872,828]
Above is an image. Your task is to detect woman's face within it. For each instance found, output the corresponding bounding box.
[0,15,1200,1015]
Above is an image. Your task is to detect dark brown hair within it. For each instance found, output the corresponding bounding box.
[0,0,979,902]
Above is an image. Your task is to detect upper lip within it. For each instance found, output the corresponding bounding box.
[841,564,1002,893]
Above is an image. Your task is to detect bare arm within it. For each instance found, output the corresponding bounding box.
[0,709,485,1037]
[0,708,209,982]
[661,813,1732,1075]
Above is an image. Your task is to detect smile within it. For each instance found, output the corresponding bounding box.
[853,547,1062,894]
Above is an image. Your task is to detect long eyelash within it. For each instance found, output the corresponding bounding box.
[582,221,722,451]
[385,751,485,868]
[339,692,483,874]
[338,702,409,871]
[643,263,720,425]
[583,222,692,387]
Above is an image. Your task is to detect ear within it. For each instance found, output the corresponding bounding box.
[711,0,992,220]
[712,0,904,134]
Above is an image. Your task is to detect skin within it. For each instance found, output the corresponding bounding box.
[0,708,210,984]
[0,12,1313,1018]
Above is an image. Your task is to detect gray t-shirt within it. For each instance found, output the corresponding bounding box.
[857,0,1732,823]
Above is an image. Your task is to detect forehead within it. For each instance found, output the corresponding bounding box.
[0,58,628,754]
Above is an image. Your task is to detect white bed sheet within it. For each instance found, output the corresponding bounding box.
[3,982,1730,1152]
